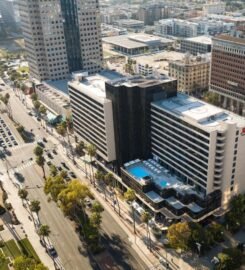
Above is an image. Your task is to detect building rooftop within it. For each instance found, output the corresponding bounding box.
[36,83,70,109]
[184,35,212,45]
[103,33,173,49]
[68,70,124,103]
[44,80,69,95]
[152,93,245,131]
[170,54,211,66]
[116,19,144,26]
[213,34,245,45]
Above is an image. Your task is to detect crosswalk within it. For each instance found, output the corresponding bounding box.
[14,160,35,173]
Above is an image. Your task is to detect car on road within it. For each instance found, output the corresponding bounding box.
[61,162,69,170]
[47,153,53,159]
[46,244,57,258]
[52,149,57,155]
[43,137,47,143]
[14,172,25,182]
[37,140,45,148]
[47,161,52,166]
[37,117,41,122]
[57,166,63,171]
[28,111,33,116]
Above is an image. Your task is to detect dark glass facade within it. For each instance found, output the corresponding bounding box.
[105,78,177,170]
[60,0,82,72]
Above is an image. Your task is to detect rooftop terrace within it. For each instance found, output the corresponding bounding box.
[152,93,245,131]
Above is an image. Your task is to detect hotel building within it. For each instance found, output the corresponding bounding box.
[121,94,245,220]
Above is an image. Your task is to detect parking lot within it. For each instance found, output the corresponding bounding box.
[0,116,18,148]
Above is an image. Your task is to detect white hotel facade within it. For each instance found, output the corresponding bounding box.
[150,94,245,208]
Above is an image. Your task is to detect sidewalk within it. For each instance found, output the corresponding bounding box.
[1,173,55,270]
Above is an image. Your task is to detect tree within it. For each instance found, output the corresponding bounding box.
[56,124,66,144]
[217,248,243,270]
[49,164,58,177]
[30,200,41,215]
[36,155,46,179]
[90,212,102,229]
[75,141,85,157]
[208,222,224,243]
[33,100,41,112]
[38,224,51,244]
[18,189,28,203]
[58,180,92,217]
[104,172,120,215]
[13,256,48,270]
[39,105,47,127]
[31,93,38,101]
[86,144,96,185]
[16,125,25,134]
[0,251,7,268]
[124,188,136,233]
[0,93,12,118]
[33,145,43,157]
[44,175,66,201]
[167,222,191,251]
[204,92,220,106]
[91,201,104,214]
[141,211,152,251]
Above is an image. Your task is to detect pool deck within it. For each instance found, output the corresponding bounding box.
[125,159,196,196]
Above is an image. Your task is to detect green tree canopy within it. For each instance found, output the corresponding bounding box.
[75,141,85,157]
[49,164,58,177]
[33,100,41,111]
[91,201,104,214]
[217,248,243,270]
[39,105,47,115]
[30,200,41,214]
[13,256,48,270]
[167,222,191,251]
[38,224,51,239]
[31,93,38,101]
[34,145,43,156]
[18,189,28,200]
[58,180,92,216]
[44,175,66,201]
[124,188,136,202]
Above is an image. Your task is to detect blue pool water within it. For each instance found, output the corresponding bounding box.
[157,179,168,188]
[128,166,149,179]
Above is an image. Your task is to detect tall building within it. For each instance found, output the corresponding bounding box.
[105,77,177,169]
[121,94,245,220]
[138,4,169,26]
[19,0,103,81]
[210,35,245,115]
[169,54,210,93]
[0,0,19,31]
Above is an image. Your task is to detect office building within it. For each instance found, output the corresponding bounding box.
[114,19,144,31]
[19,0,103,81]
[155,19,198,38]
[138,4,169,26]
[105,77,177,169]
[0,0,18,31]
[210,35,245,115]
[180,36,212,55]
[169,54,210,93]
[68,71,120,163]
[122,94,245,220]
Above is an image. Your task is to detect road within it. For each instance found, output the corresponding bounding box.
[1,87,148,270]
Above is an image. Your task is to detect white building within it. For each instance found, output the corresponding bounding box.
[150,93,245,207]
[203,1,226,15]
[68,71,121,162]
[155,19,198,38]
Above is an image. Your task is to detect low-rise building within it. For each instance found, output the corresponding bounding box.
[114,19,144,31]
[35,82,70,117]
[155,19,198,38]
[101,24,127,37]
[103,33,173,56]
[169,54,210,93]
[180,36,212,55]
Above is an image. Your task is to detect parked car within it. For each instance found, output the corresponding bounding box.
[43,137,47,143]
[46,244,57,258]
[69,172,76,178]
[52,149,57,155]
[47,153,53,159]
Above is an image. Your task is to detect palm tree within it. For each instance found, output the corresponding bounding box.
[39,105,47,128]
[33,145,43,157]
[105,172,121,216]
[38,224,51,245]
[141,211,152,251]
[36,155,46,179]
[124,188,136,234]
[56,123,67,149]
[0,93,12,119]
[75,141,88,177]
[86,144,96,185]
[18,189,28,204]
[30,200,41,217]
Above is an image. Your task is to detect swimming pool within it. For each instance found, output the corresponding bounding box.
[156,179,169,188]
[128,166,150,179]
